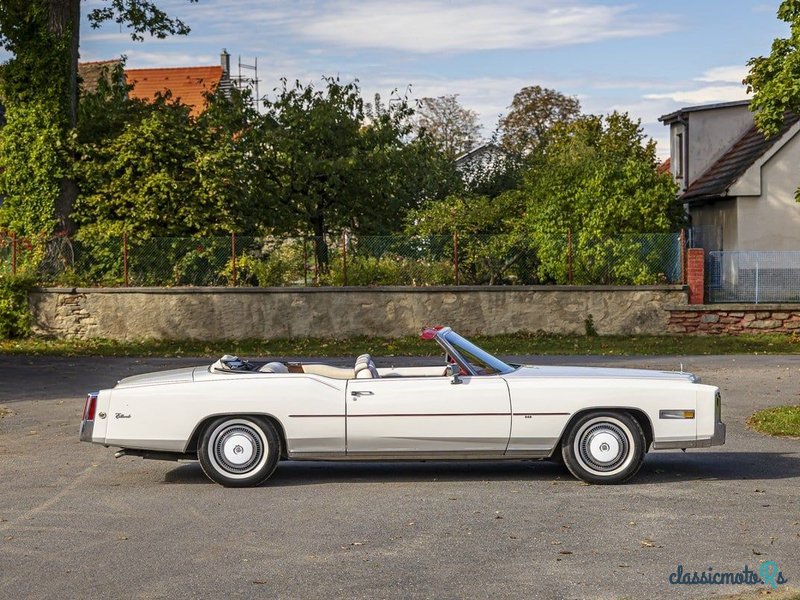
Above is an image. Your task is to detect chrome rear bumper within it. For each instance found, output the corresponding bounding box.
[79,420,94,442]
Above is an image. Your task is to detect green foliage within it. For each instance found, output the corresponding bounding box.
[74,89,265,239]
[87,0,197,41]
[0,102,64,235]
[0,0,197,233]
[519,112,682,284]
[260,77,458,268]
[584,314,597,337]
[237,239,309,287]
[408,195,536,284]
[0,274,34,339]
[745,0,800,138]
[323,254,453,286]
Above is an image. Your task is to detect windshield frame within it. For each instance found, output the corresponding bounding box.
[434,328,515,376]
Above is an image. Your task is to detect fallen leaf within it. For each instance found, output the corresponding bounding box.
[559,551,573,555]
[752,549,763,556]
[640,539,656,548]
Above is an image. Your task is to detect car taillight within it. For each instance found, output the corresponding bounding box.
[83,393,98,421]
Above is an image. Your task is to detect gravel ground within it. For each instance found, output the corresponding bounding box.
[0,354,798,600]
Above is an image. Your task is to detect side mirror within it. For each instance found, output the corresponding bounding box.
[446,363,462,385]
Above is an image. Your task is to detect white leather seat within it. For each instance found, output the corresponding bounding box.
[258,362,289,373]
[302,364,355,379]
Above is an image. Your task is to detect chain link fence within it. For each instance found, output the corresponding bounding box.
[707,251,800,303]
[1,231,685,287]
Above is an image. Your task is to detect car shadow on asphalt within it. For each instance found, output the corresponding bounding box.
[160,451,800,486]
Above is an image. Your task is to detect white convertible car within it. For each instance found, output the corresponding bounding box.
[80,326,725,487]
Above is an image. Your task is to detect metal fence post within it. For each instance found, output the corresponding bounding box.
[123,233,129,287]
[567,229,573,284]
[11,232,16,276]
[303,237,308,286]
[754,258,759,304]
[453,231,460,286]
[341,233,348,286]
[231,233,237,287]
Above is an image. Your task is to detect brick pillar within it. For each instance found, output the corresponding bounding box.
[687,248,705,304]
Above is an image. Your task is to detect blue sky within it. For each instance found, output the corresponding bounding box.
[76,0,790,157]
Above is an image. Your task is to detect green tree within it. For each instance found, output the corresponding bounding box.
[414,94,482,160]
[519,112,681,283]
[745,0,800,136]
[74,88,264,239]
[261,77,456,268]
[745,1,800,202]
[0,0,196,234]
[498,85,581,155]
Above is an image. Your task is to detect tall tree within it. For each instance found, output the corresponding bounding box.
[498,85,581,155]
[262,78,455,269]
[745,0,800,137]
[0,0,195,234]
[518,112,681,284]
[414,94,482,160]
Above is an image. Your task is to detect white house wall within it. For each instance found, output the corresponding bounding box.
[735,130,800,251]
[687,106,753,187]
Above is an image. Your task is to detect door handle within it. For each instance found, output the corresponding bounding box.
[351,390,374,397]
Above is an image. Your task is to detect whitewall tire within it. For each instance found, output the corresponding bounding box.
[561,411,645,484]
[198,416,280,487]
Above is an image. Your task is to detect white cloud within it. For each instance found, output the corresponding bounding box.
[694,65,748,84]
[120,50,216,68]
[296,0,679,53]
[644,84,750,104]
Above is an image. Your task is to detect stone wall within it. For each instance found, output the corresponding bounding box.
[667,305,800,334]
[30,285,688,341]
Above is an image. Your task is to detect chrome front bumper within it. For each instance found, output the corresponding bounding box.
[652,420,726,450]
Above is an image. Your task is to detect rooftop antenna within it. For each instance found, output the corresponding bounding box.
[231,54,262,111]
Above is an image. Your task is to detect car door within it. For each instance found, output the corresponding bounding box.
[345,375,511,456]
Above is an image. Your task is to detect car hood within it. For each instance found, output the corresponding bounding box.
[116,366,197,388]
[505,365,698,383]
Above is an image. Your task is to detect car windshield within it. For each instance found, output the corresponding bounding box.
[444,331,515,375]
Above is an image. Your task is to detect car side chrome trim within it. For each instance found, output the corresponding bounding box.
[289,450,551,460]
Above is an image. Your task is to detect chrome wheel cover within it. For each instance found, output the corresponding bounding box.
[573,416,635,477]
[207,419,269,479]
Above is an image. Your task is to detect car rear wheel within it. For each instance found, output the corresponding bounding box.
[561,411,645,485]
[198,416,280,487]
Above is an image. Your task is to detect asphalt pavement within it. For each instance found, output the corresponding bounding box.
[0,354,798,599]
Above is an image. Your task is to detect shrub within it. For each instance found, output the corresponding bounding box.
[0,275,35,339]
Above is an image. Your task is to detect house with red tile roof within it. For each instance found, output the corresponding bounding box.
[78,51,233,117]
[660,101,800,252]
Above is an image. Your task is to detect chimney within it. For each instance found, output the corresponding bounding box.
[220,48,230,78]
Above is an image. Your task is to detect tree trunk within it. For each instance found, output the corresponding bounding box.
[311,211,329,273]
[48,0,81,234]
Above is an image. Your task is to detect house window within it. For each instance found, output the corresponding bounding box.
[675,132,684,179]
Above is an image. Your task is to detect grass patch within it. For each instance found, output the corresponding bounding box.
[747,406,800,438]
[2,332,800,358]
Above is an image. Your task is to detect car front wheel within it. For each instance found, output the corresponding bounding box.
[561,411,645,485]
[198,416,280,487]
